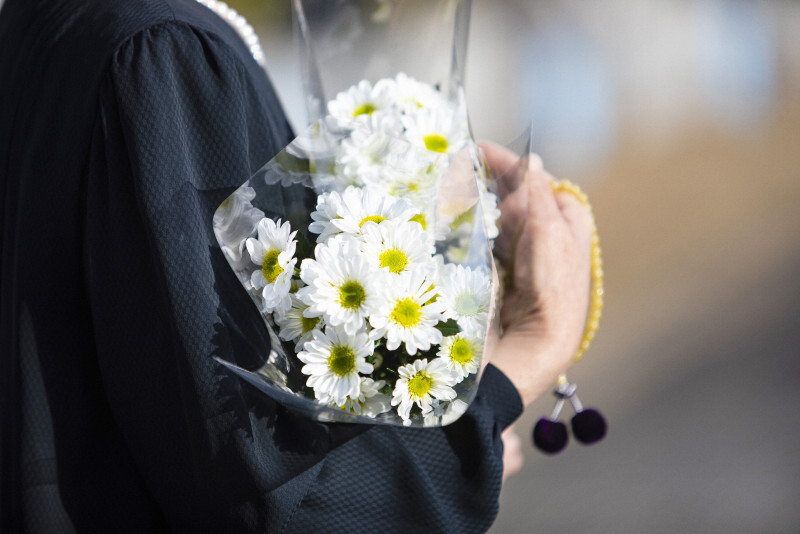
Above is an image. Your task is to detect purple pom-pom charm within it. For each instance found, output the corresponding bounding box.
[533,418,569,454]
[571,408,607,444]
[532,378,607,454]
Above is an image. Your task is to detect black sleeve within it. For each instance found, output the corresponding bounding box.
[84,21,522,534]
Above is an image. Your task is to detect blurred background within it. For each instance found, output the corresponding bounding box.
[231,1,800,532]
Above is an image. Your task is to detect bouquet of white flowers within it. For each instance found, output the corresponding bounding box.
[213,0,499,427]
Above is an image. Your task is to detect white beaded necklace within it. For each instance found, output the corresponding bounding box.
[195,0,266,68]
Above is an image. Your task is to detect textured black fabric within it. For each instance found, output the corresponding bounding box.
[0,0,524,532]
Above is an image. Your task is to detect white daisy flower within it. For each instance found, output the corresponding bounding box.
[441,399,470,426]
[319,377,392,417]
[298,326,374,406]
[391,358,458,421]
[213,185,265,271]
[360,147,453,241]
[401,107,469,155]
[437,264,492,335]
[274,294,323,349]
[285,120,338,163]
[245,218,297,314]
[369,268,445,355]
[423,411,441,427]
[437,332,483,382]
[297,234,385,336]
[412,254,447,298]
[393,72,447,113]
[341,113,403,164]
[337,115,405,189]
[327,79,397,129]
[308,190,345,243]
[329,186,419,237]
[361,148,445,207]
[479,187,501,240]
[309,163,357,194]
[360,220,435,275]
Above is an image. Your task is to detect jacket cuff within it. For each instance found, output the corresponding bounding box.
[476,364,524,430]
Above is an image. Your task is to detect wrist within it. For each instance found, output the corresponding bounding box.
[489,331,573,407]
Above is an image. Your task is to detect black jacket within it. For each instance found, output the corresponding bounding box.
[0,0,522,532]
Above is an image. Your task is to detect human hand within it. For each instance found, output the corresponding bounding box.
[481,142,594,407]
[501,424,524,481]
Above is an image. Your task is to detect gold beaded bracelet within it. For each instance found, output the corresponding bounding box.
[532,180,607,454]
[549,179,604,369]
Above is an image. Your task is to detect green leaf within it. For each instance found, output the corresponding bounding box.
[435,319,461,337]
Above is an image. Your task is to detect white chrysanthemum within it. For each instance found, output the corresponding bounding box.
[437,264,492,335]
[329,186,419,237]
[298,326,374,406]
[369,268,445,355]
[274,294,323,349]
[285,121,338,163]
[360,150,445,211]
[297,234,385,336]
[308,190,345,243]
[437,332,483,382]
[338,113,404,177]
[360,220,435,275]
[479,187,501,240]
[245,218,297,314]
[401,107,469,155]
[391,358,458,421]
[319,377,392,417]
[361,164,433,203]
[423,412,441,427]
[327,79,397,129]
[361,149,452,241]
[393,72,447,113]
[441,399,470,426]
[213,186,266,271]
[309,163,357,194]
[413,253,446,294]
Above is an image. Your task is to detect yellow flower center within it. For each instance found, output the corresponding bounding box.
[262,249,284,284]
[328,344,357,376]
[424,134,448,153]
[338,280,366,310]
[359,215,387,227]
[353,103,376,117]
[450,338,474,365]
[408,372,433,398]
[379,247,408,274]
[390,298,422,328]
[409,213,426,230]
[301,315,320,333]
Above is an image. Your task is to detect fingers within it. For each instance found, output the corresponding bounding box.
[479,141,540,178]
[501,425,524,481]
[551,185,596,244]
[482,141,593,247]
[526,166,561,225]
[480,142,543,199]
